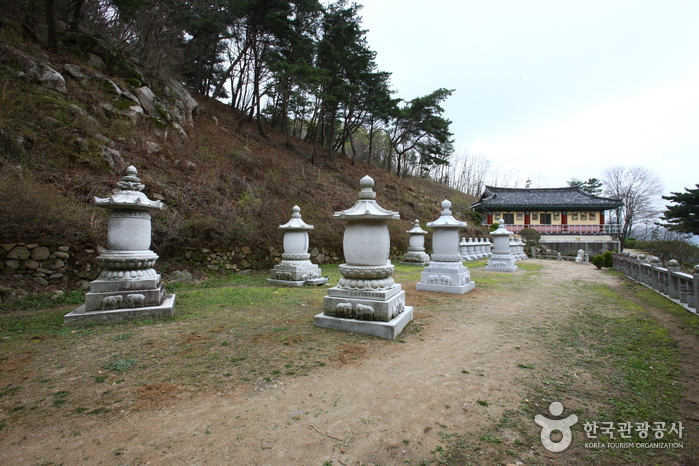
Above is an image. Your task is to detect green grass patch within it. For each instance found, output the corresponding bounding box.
[0,290,84,313]
[52,390,70,407]
[103,358,138,373]
[86,407,109,415]
[556,282,682,425]
[0,385,22,398]
[0,308,74,338]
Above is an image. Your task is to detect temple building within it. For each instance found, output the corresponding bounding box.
[470,186,623,254]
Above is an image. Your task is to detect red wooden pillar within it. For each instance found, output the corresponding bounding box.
[599,211,604,233]
[562,211,567,233]
[487,213,493,225]
[524,211,531,226]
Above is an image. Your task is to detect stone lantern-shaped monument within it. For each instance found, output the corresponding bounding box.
[65,166,175,325]
[401,219,431,265]
[485,219,518,272]
[267,205,327,286]
[416,200,476,294]
[315,175,413,339]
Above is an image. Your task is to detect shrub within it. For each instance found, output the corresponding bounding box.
[519,228,541,245]
[602,251,613,267]
[625,237,637,248]
[592,255,604,269]
[466,210,483,224]
[592,252,614,269]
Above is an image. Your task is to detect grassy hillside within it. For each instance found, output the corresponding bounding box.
[0,25,479,270]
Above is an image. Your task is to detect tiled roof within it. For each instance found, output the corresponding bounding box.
[471,186,623,211]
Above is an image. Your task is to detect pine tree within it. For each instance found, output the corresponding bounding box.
[567,177,603,195]
[660,184,699,235]
[390,88,454,178]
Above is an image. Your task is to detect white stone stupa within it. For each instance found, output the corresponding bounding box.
[401,219,431,265]
[485,219,518,272]
[267,205,327,286]
[416,200,476,294]
[315,175,413,339]
[65,166,175,325]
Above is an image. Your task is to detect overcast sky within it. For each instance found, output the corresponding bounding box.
[358,0,699,198]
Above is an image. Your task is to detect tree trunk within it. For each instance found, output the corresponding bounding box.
[205,41,251,112]
[44,0,57,52]
[70,0,85,30]
[367,118,375,166]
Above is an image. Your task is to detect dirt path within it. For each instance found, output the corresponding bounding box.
[1,260,696,465]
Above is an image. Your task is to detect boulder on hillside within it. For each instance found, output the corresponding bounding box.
[133,86,170,120]
[1,45,66,94]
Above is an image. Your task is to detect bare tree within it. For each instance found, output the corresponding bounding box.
[602,166,664,251]
[448,150,491,196]
[487,165,524,189]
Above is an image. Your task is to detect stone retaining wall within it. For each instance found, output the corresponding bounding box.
[169,245,344,271]
[1,242,408,290]
[540,240,619,257]
[0,242,97,286]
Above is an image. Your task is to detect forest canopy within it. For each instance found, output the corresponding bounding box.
[18,0,455,177]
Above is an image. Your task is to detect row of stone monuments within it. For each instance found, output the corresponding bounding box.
[510,237,527,261]
[460,237,493,261]
[64,168,524,339]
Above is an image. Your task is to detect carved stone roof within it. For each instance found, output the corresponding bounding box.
[94,165,163,211]
[471,186,623,212]
[279,205,314,230]
[334,175,400,221]
[426,200,467,228]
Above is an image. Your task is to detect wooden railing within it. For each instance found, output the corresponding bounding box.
[492,224,621,235]
[613,252,698,314]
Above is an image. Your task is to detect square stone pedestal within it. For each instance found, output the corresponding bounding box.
[314,306,413,340]
[64,294,176,326]
[318,285,413,339]
[267,264,328,287]
[416,265,476,294]
[485,254,518,272]
[267,276,329,287]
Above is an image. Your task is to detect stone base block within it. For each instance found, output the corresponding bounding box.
[267,278,306,286]
[314,306,413,340]
[84,283,164,312]
[415,265,475,294]
[89,276,161,293]
[416,280,476,295]
[305,277,330,286]
[326,284,402,301]
[323,287,405,322]
[270,264,322,282]
[485,264,518,272]
[64,294,176,326]
[267,276,329,287]
[485,254,518,272]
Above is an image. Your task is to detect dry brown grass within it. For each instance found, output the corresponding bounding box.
[0,42,479,256]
